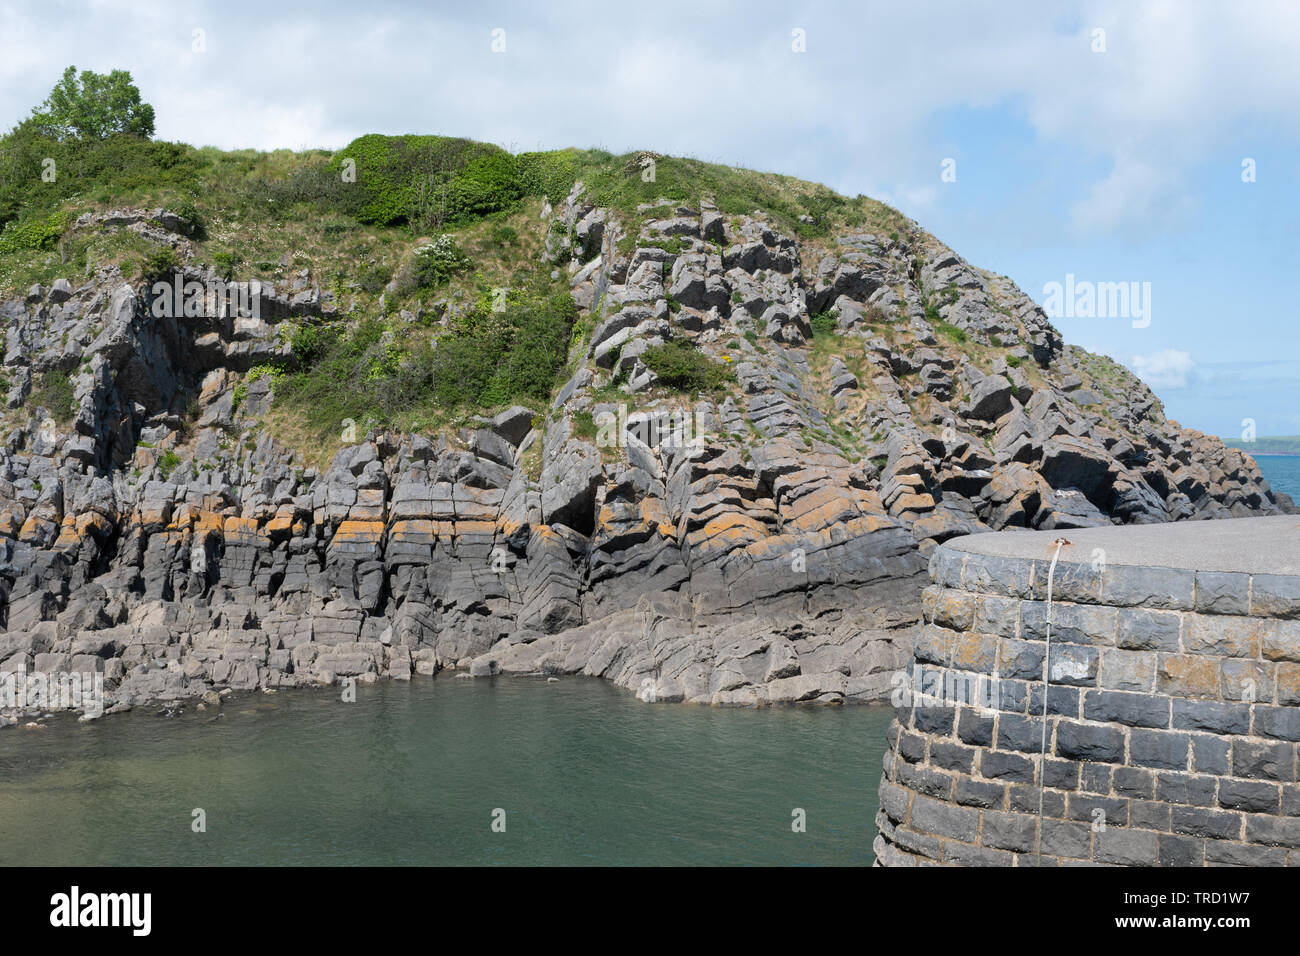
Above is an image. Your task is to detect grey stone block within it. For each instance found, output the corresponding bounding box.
[1116,607,1182,652]
[1284,785,1300,817]
[1043,758,1080,790]
[1251,573,1300,619]
[1171,698,1251,735]
[898,730,927,762]
[914,705,956,736]
[1130,799,1172,831]
[1097,648,1157,692]
[996,678,1030,713]
[1190,734,1230,776]
[1194,571,1252,615]
[1185,614,1262,658]
[1028,683,1081,717]
[1129,729,1191,771]
[1170,805,1242,841]
[897,760,955,799]
[1205,841,1287,866]
[972,593,1022,637]
[1254,705,1300,742]
[1084,689,1170,728]
[957,707,995,746]
[1040,819,1091,859]
[1080,762,1113,793]
[981,810,1038,852]
[1055,720,1125,763]
[1009,784,1065,816]
[929,547,965,590]
[1113,766,1155,799]
[1021,600,1116,646]
[910,794,980,843]
[1094,827,1159,866]
[1046,642,1099,686]
[1217,778,1280,814]
[878,779,912,822]
[1028,558,1102,605]
[998,639,1044,680]
[1233,740,1296,781]
[1157,832,1205,866]
[1104,565,1197,611]
[997,713,1046,753]
[964,553,1036,598]
[1156,772,1217,807]
[1244,815,1300,849]
[1067,793,1129,827]
[980,750,1036,783]
[930,740,976,773]
[954,776,1006,808]
[943,841,1013,866]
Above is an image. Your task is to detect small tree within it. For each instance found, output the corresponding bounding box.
[30,66,155,141]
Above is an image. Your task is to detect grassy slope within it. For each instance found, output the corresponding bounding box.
[0,130,1161,468]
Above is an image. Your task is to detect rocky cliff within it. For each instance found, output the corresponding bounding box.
[0,180,1290,723]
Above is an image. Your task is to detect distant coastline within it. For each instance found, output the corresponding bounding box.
[1223,435,1300,456]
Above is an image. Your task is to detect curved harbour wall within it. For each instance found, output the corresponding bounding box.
[875,515,1300,866]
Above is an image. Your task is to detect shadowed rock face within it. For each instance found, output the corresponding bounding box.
[0,195,1290,722]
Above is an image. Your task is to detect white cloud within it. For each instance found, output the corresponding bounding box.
[4,0,1300,236]
[1068,156,1198,236]
[1131,349,1195,389]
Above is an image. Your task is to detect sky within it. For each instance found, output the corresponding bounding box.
[2,0,1298,440]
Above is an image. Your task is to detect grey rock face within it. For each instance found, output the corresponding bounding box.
[0,199,1288,725]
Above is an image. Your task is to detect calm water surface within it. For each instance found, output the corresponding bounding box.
[4,458,1295,866]
[0,676,890,866]
[1257,455,1300,500]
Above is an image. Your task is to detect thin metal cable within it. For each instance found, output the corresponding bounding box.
[1035,538,1067,866]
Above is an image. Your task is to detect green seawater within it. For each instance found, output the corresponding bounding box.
[0,676,891,866]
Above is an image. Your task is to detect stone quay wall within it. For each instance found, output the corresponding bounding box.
[875,516,1300,866]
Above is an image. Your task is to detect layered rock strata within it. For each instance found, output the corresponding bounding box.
[0,190,1290,723]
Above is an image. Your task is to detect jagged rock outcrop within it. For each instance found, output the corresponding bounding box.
[0,192,1290,723]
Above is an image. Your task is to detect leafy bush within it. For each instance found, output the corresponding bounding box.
[273,284,578,440]
[288,322,328,364]
[641,340,736,394]
[0,128,200,233]
[171,197,203,237]
[138,245,180,282]
[356,261,391,294]
[158,449,180,479]
[809,312,838,338]
[330,134,524,228]
[407,235,469,289]
[212,249,238,280]
[515,149,581,202]
[0,210,69,254]
[32,370,76,422]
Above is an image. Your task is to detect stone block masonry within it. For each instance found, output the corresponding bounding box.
[876,515,1300,866]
